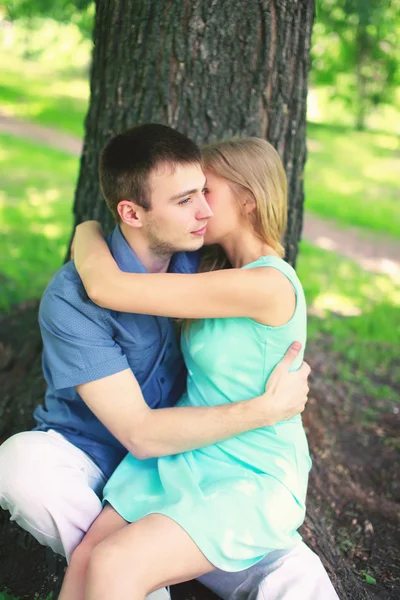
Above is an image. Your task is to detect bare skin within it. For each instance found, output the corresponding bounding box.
[59,503,214,600]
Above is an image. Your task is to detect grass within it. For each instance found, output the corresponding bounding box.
[297,240,400,402]
[0,18,90,137]
[0,133,77,309]
[0,55,89,138]
[0,595,52,600]
[305,122,400,239]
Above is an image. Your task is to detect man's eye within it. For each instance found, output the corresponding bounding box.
[178,197,191,205]
[202,187,209,195]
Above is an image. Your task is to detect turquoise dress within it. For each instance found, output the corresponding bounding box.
[103,256,312,572]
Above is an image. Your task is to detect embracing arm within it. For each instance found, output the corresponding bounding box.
[73,222,290,321]
[77,342,309,459]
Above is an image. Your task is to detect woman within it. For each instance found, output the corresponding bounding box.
[59,137,311,600]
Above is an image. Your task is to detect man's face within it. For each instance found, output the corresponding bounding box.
[141,162,213,255]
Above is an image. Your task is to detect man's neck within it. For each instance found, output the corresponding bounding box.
[119,223,172,273]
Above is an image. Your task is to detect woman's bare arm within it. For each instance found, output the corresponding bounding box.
[74,221,293,322]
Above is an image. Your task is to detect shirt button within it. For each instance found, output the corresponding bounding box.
[160,377,165,384]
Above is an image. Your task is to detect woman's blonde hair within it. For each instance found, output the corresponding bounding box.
[200,137,287,272]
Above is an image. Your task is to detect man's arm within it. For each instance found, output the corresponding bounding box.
[77,341,310,459]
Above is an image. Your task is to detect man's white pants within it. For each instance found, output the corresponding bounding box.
[0,430,339,600]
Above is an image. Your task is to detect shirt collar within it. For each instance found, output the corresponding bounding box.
[108,225,199,275]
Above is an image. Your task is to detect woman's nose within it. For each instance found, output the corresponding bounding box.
[196,196,213,219]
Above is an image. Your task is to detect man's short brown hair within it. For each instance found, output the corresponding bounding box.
[99,124,202,220]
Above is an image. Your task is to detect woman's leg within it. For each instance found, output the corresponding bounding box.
[85,513,215,600]
[59,503,128,600]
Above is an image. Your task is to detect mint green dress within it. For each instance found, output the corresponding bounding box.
[103,256,312,572]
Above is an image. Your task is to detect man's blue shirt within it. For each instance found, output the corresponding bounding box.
[35,226,199,478]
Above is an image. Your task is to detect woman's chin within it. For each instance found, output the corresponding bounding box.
[203,231,216,246]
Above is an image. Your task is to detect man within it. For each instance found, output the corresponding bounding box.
[0,124,338,599]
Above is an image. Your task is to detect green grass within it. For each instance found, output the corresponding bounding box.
[305,122,400,238]
[0,19,90,137]
[0,55,89,138]
[297,240,400,400]
[0,594,51,600]
[0,133,77,309]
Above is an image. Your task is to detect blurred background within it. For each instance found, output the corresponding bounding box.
[0,0,399,594]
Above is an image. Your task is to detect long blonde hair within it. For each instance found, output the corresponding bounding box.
[200,137,287,272]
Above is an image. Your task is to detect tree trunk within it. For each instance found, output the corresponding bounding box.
[0,1,376,599]
[72,0,313,266]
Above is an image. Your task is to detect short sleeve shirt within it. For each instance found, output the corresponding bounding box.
[34,226,199,478]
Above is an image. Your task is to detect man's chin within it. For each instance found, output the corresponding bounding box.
[178,237,205,252]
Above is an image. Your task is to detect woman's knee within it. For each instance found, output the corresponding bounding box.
[69,539,96,576]
[87,538,149,593]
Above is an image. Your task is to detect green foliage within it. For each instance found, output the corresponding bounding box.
[312,0,400,128]
[0,593,19,600]
[361,570,377,585]
[3,0,94,38]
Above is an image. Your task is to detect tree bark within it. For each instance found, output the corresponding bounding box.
[72,0,314,266]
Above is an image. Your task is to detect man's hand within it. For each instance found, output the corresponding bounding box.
[257,342,310,426]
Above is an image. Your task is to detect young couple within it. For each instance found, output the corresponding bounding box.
[0,124,338,599]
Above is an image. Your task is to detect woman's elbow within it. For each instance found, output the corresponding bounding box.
[127,438,155,460]
[83,280,108,308]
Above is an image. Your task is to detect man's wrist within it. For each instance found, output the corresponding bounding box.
[244,395,276,429]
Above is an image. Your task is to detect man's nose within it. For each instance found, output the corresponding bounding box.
[196,196,213,220]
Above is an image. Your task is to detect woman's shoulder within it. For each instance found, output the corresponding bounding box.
[239,255,305,328]
[243,255,301,288]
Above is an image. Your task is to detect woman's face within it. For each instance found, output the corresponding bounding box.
[203,169,244,245]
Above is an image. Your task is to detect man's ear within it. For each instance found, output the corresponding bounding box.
[117,200,144,228]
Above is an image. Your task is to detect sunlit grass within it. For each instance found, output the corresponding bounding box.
[0,56,89,137]
[305,122,400,238]
[297,240,400,399]
[307,86,400,132]
[0,19,90,137]
[0,134,77,309]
